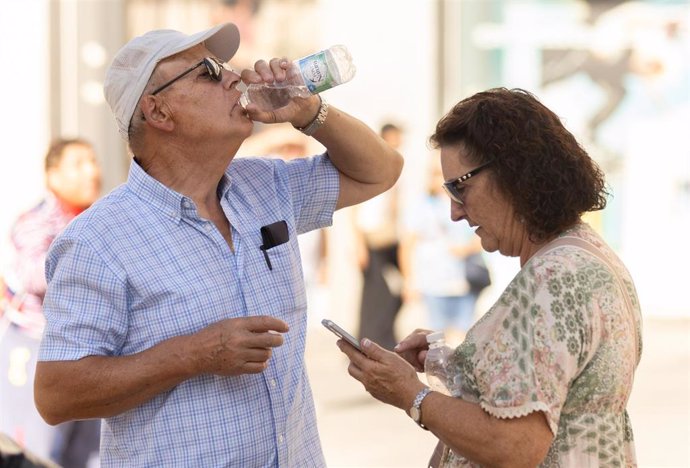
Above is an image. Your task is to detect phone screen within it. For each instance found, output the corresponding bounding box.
[321,319,363,352]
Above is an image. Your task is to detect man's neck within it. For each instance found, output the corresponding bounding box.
[135,143,235,210]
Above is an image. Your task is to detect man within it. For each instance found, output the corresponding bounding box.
[34,22,402,467]
[1,138,101,466]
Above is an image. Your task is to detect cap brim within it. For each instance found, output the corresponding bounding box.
[163,22,240,64]
[204,23,241,62]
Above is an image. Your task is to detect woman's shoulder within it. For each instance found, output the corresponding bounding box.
[530,223,612,272]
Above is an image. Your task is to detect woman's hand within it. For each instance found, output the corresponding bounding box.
[337,338,426,411]
[393,329,434,372]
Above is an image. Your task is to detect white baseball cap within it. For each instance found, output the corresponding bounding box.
[104,23,240,142]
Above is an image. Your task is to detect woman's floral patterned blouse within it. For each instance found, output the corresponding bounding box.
[442,223,641,467]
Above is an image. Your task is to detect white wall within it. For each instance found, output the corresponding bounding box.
[0,1,50,264]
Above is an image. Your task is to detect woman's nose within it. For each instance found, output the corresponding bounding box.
[450,200,466,222]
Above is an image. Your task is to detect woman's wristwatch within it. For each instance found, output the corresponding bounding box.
[408,386,432,430]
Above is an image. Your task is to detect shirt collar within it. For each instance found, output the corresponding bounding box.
[126,158,234,222]
[126,158,187,222]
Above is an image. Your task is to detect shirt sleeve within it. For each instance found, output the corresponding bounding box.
[471,254,597,434]
[38,236,128,361]
[282,153,339,235]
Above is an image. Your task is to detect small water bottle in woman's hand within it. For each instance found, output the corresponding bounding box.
[424,331,462,397]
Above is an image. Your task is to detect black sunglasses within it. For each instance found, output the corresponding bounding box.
[442,160,493,205]
[151,57,226,95]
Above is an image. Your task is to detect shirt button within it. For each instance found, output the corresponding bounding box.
[271,379,277,388]
[278,434,284,444]
[204,223,212,230]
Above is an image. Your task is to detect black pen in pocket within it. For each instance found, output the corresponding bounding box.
[260,220,289,270]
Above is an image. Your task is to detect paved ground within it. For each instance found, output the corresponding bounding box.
[306,312,690,468]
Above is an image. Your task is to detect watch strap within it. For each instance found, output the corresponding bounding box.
[410,386,432,430]
[294,96,328,136]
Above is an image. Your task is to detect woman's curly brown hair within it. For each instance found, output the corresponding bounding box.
[430,88,609,242]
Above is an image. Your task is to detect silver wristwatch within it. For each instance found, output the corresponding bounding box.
[294,97,328,136]
[409,386,432,430]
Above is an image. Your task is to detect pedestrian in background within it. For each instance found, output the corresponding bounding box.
[337,88,641,467]
[1,137,101,467]
[399,154,483,342]
[34,23,402,467]
[353,123,405,350]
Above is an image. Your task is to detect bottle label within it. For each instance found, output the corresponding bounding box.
[297,51,336,94]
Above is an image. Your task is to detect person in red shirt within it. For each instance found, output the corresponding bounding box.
[1,137,101,467]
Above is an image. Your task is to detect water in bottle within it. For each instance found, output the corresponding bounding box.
[424,331,452,395]
[240,45,356,111]
[425,332,463,396]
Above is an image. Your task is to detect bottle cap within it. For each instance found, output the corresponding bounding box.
[426,331,446,344]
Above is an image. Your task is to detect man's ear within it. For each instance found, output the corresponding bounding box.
[140,95,175,134]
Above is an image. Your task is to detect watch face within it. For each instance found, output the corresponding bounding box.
[410,406,421,422]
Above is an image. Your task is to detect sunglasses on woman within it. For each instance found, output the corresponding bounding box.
[442,160,493,205]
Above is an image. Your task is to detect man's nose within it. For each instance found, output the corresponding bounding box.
[223,68,241,90]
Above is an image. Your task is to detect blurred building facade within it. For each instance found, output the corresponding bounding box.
[0,0,688,319]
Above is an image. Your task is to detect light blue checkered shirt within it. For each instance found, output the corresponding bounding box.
[39,154,339,467]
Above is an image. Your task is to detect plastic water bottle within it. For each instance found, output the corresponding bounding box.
[424,331,459,396]
[240,45,356,111]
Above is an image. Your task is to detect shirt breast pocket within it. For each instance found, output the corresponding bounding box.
[254,238,307,315]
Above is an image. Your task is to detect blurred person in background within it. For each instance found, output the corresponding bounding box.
[1,138,101,467]
[352,123,404,350]
[336,88,641,467]
[33,23,402,467]
[399,154,484,343]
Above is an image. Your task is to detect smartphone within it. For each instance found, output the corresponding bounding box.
[321,319,362,352]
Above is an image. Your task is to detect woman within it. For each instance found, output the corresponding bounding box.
[336,88,641,467]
